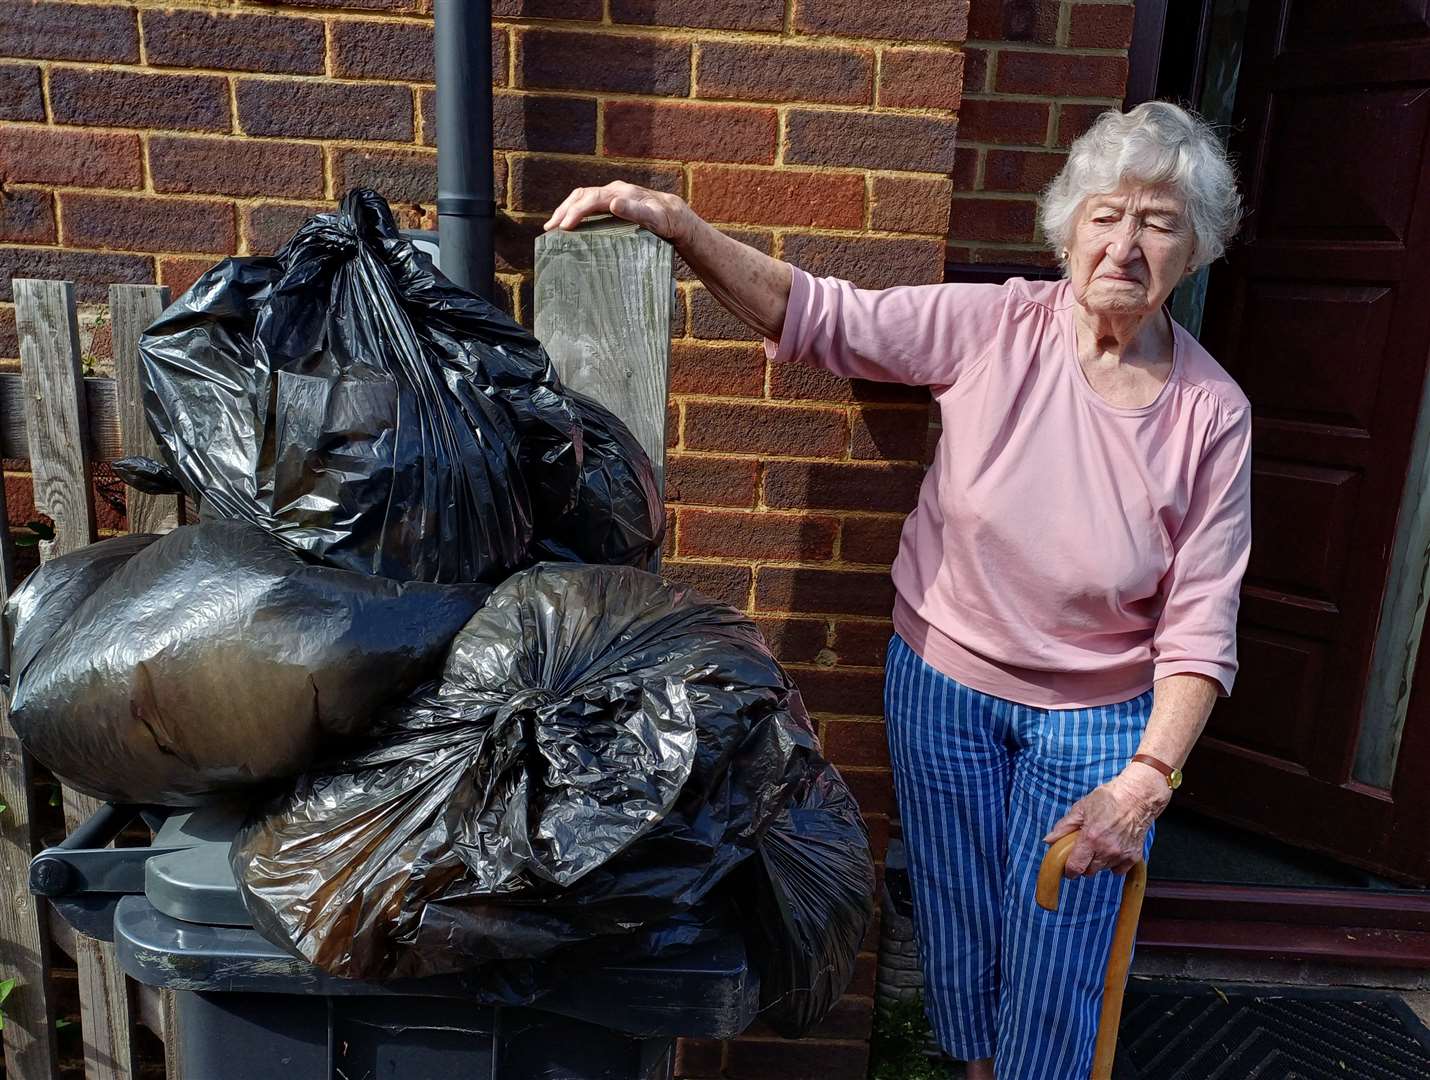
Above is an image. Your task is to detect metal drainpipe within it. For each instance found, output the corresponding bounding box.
[434,0,496,301]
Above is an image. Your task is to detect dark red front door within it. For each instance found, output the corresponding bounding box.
[1190,0,1430,881]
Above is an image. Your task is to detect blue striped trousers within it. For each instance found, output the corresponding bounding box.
[884,633,1154,1079]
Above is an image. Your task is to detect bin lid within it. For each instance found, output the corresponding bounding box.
[146,801,254,927]
[114,896,759,1038]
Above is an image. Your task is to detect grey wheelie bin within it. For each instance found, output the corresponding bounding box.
[32,801,759,1079]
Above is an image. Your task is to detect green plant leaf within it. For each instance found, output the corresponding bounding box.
[869,995,958,1080]
[0,977,16,1030]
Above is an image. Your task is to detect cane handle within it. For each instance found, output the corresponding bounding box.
[1035,828,1149,1080]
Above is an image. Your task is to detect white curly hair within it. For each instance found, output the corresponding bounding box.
[1039,101,1242,272]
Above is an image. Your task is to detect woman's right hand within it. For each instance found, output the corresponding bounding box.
[542,181,694,244]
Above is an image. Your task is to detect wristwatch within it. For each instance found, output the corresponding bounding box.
[1130,753,1183,790]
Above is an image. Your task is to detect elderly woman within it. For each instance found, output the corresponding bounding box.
[545,100,1250,1078]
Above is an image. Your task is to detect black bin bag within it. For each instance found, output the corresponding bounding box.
[741,760,876,1037]
[526,391,665,568]
[233,563,873,1036]
[1,520,489,805]
[137,189,577,583]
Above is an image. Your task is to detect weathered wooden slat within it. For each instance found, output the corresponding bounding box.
[110,285,178,534]
[533,219,674,494]
[0,373,121,464]
[15,278,137,1080]
[161,990,179,1080]
[0,459,60,1080]
[16,280,99,560]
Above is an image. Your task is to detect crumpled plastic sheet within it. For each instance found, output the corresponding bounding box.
[233,563,873,1035]
[2,519,489,804]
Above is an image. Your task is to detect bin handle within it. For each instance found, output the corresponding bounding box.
[1036,830,1147,1080]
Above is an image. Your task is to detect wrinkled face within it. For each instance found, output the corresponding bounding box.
[1066,182,1196,320]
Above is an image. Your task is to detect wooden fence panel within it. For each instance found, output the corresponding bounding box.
[15,279,137,1080]
[0,464,60,1079]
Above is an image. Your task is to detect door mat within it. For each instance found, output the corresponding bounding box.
[1114,980,1430,1079]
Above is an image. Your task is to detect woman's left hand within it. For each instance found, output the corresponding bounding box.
[1043,767,1172,877]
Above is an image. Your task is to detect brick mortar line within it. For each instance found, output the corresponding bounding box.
[784,662,888,675]
[227,74,241,137]
[589,90,958,118]
[138,132,154,195]
[6,120,436,157]
[323,18,336,79]
[3,235,225,259]
[957,140,1071,155]
[963,40,1131,56]
[677,506,846,520]
[35,59,430,90]
[12,183,336,208]
[694,215,943,239]
[960,91,1124,105]
[952,246,1051,256]
[499,20,969,50]
[667,553,898,570]
[770,220,953,241]
[773,613,895,626]
[692,160,880,179]
[670,559,905,575]
[38,62,54,123]
[957,138,1073,154]
[20,187,271,207]
[51,1,425,26]
[514,208,949,244]
[134,1,149,66]
[49,190,66,251]
[951,191,1042,202]
[691,162,955,183]
[1057,0,1074,47]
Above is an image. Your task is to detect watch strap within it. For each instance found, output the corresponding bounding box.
[1130,753,1178,786]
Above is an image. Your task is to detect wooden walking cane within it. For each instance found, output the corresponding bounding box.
[1036,830,1148,1080]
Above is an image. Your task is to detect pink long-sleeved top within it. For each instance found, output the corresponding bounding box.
[766,269,1253,709]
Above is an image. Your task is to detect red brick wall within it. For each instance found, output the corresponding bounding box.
[950,0,1134,267]
[0,2,985,1075]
